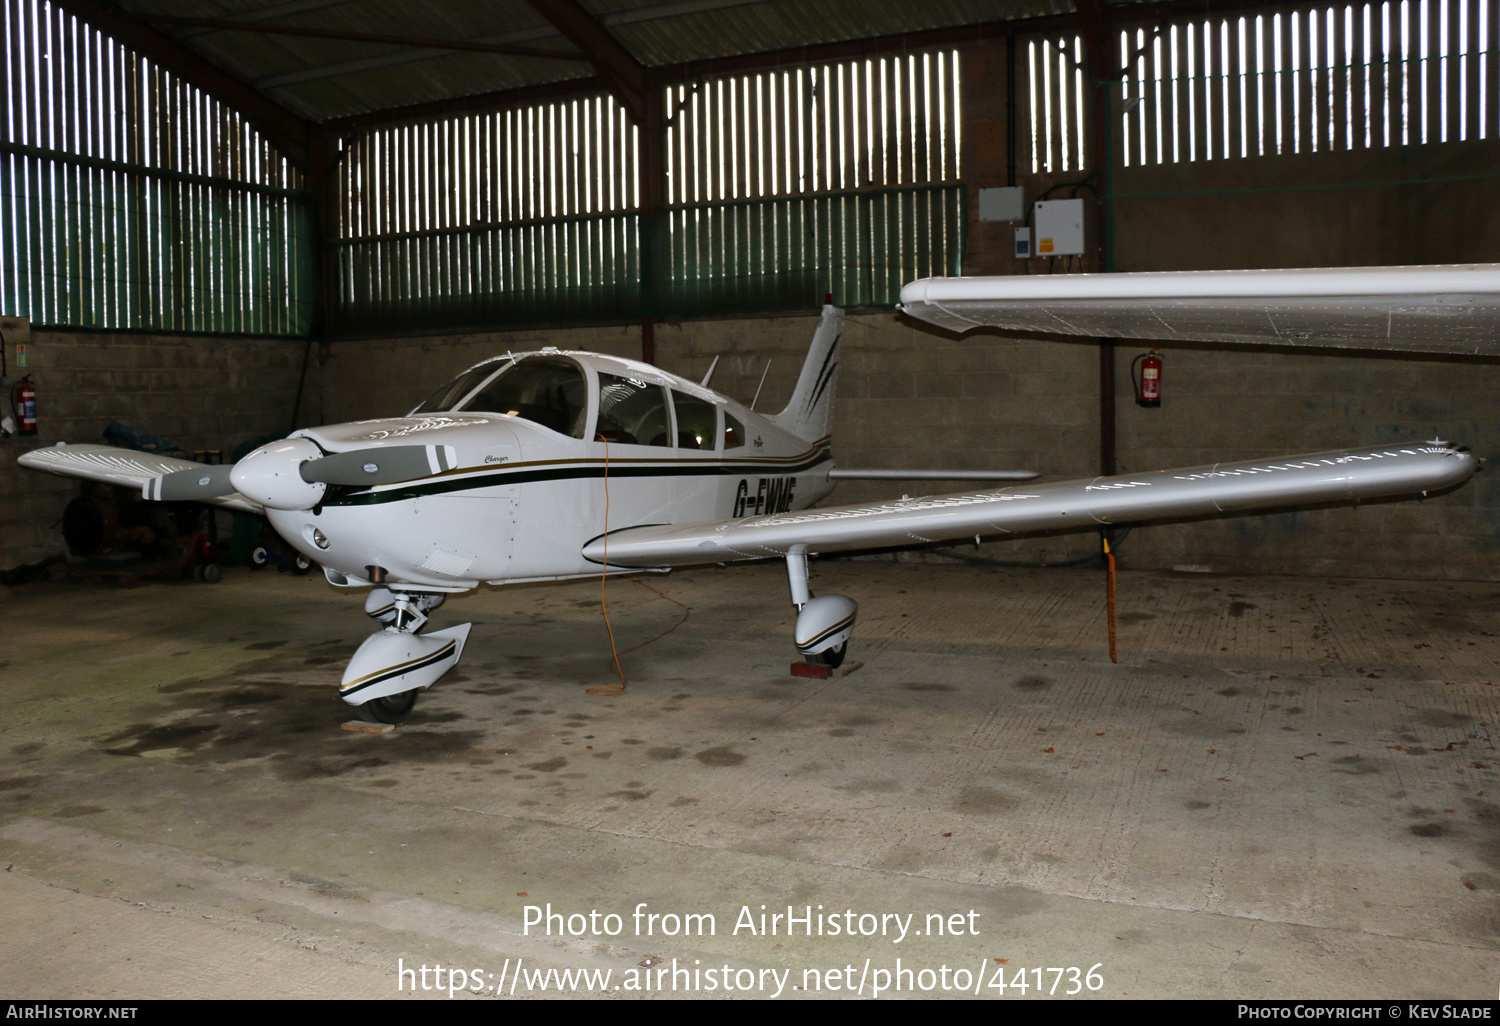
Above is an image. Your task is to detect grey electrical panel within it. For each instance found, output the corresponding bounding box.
[1033,199,1084,257]
[978,186,1025,222]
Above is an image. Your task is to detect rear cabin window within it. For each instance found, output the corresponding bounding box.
[673,391,717,450]
[596,372,670,446]
[463,356,589,438]
[724,412,746,450]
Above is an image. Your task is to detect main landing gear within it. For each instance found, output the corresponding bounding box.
[786,545,857,669]
[342,586,471,724]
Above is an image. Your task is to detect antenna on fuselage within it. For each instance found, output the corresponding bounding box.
[700,355,720,388]
[750,360,772,410]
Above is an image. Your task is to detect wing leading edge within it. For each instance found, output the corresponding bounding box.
[899,264,1500,357]
[18,444,264,514]
[583,443,1476,567]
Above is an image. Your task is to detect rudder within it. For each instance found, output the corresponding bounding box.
[768,299,843,443]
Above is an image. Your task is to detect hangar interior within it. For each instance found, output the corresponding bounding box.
[3,0,1500,1000]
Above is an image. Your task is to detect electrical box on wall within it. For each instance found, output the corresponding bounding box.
[1013,227,1031,259]
[1033,198,1084,257]
[978,186,1025,222]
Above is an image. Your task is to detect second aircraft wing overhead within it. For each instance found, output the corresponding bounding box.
[899,264,1500,357]
[584,443,1477,568]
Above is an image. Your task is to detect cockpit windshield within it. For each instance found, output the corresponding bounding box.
[410,359,506,416]
[410,355,589,438]
[464,356,590,437]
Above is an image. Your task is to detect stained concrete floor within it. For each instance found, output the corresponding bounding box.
[3,559,1500,999]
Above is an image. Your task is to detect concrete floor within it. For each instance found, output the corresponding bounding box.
[3,559,1500,999]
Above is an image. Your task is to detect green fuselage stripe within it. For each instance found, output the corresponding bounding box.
[324,449,834,506]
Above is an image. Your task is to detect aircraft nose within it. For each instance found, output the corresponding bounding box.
[230,437,327,510]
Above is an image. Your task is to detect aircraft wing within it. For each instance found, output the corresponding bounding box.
[584,442,1476,567]
[899,264,1500,357]
[17,444,264,514]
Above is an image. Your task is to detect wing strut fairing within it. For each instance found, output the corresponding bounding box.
[584,442,1477,567]
[899,264,1500,357]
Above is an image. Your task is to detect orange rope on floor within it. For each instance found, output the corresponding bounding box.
[613,579,690,659]
[1104,536,1118,664]
[588,435,628,696]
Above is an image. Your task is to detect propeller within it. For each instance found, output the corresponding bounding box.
[143,463,237,501]
[300,444,458,486]
[142,443,459,510]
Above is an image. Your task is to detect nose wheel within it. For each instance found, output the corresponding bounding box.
[802,640,848,669]
[354,688,419,724]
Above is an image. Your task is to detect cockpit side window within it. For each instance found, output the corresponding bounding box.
[596,372,670,446]
[672,391,717,450]
[464,356,589,438]
[410,360,506,415]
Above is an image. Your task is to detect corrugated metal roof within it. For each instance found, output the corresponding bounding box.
[608,0,1073,68]
[118,0,1081,122]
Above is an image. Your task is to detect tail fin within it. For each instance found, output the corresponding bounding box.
[768,299,843,442]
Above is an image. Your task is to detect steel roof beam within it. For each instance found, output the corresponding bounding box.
[253,22,563,90]
[241,0,768,91]
[142,14,590,62]
[525,0,649,124]
[172,0,361,40]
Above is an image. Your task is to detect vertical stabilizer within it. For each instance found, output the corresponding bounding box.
[768,300,843,442]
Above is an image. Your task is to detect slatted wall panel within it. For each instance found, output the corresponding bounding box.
[1025,35,1090,172]
[0,0,312,333]
[660,50,964,313]
[335,95,641,329]
[334,51,963,330]
[1118,0,1498,166]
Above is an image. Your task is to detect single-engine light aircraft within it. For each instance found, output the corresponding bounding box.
[21,266,1497,722]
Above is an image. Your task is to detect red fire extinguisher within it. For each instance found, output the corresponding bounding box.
[1132,350,1162,408]
[13,375,36,435]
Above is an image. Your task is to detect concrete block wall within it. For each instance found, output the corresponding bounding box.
[1106,342,1500,580]
[1,316,317,567]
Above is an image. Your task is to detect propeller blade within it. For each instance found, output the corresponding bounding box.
[300,445,459,486]
[143,464,238,501]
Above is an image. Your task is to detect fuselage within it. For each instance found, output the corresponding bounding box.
[266,348,836,590]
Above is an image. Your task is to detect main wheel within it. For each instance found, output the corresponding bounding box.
[804,641,848,669]
[355,689,419,724]
[292,554,314,576]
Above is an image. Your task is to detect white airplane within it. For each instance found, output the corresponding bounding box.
[19,267,1496,722]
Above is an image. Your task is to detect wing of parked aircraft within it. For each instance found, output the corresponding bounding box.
[20,443,265,514]
[898,264,1500,357]
[585,442,1477,567]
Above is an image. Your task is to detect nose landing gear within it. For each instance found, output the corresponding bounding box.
[342,587,471,724]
